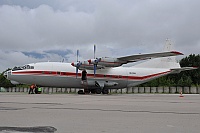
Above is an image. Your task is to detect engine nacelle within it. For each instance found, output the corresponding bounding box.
[71,62,82,67]
[79,61,95,70]
[71,61,103,70]
[88,57,123,67]
[88,58,101,64]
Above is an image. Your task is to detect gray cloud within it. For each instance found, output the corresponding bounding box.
[0,0,200,72]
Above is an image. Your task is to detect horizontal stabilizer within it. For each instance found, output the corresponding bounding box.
[170,67,198,74]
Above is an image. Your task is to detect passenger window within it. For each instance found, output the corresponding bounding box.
[26,65,30,69]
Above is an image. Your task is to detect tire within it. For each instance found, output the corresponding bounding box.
[102,88,109,94]
[91,89,96,94]
[96,88,102,94]
[78,90,84,94]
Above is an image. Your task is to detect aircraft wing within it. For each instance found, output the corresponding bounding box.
[72,51,184,70]
[117,51,183,62]
[170,67,198,74]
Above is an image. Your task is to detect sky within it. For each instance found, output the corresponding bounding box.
[0,0,200,72]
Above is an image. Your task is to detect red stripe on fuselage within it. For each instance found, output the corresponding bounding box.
[12,70,171,80]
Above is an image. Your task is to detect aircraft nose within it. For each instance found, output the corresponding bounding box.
[3,70,11,79]
[3,71,8,78]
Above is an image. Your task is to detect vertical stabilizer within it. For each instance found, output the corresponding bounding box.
[134,39,181,69]
[161,39,176,63]
[163,39,174,51]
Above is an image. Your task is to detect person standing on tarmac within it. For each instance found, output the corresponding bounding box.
[29,84,35,94]
[34,85,38,94]
[81,70,87,81]
[37,87,42,94]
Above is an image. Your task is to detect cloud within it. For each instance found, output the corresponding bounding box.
[0,4,95,50]
[44,49,73,57]
[22,51,46,59]
[0,0,200,72]
[0,49,74,72]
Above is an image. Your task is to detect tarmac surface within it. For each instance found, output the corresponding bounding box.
[0,93,199,133]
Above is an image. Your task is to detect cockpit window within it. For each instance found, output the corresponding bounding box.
[12,66,22,71]
[12,65,34,71]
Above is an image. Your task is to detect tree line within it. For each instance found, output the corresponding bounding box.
[0,54,200,88]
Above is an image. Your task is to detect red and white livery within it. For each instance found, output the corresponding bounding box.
[4,40,196,94]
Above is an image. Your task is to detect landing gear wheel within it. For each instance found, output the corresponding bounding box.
[96,88,102,94]
[102,88,109,94]
[78,90,84,94]
[91,89,96,94]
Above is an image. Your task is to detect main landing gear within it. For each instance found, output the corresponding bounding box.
[102,88,109,94]
[80,79,109,94]
[78,88,109,94]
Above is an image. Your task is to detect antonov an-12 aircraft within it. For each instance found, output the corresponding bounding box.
[4,40,196,94]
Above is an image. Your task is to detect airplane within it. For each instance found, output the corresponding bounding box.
[4,39,196,94]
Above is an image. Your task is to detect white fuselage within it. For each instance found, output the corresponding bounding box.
[6,62,171,89]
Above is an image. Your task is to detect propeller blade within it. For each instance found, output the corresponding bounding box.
[94,45,96,59]
[94,64,96,77]
[76,50,79,78]
[76,67,78,78]
[94,45,96,77]
[77,50,79,62]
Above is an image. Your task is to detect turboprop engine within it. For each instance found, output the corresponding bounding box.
[71,61,90,70]
[88,57,125,67]
[71,45,127,77]
[71,61,104,70]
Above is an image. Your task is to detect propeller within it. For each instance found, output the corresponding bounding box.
[76,50,82,78]
[71,45,101,78]
[71,50,82,78]
[92,45,101,77]
[94,44,96,59]
[94,45,96,77]
[87,45,98,77]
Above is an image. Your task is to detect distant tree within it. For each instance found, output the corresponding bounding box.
[179,54,200,85]
[140,76,177,87]
[177,75,193,87]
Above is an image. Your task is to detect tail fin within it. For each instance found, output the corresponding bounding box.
[134,39,181,69]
